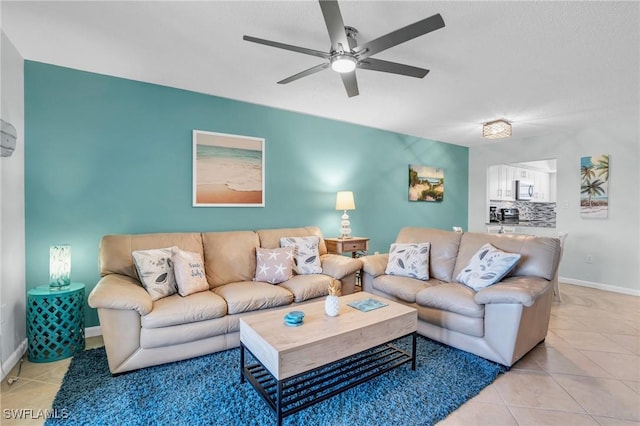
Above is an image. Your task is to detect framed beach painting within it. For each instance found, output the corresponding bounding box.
[409,164,444,202]
[580,154,609,218]
[193,130,265,207]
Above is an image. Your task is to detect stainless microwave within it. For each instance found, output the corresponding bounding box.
[516,180,534,201]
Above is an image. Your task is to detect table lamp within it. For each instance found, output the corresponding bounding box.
[335,191,355,239]
[50,244,71,288]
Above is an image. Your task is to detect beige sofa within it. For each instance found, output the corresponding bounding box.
[88,226,362,374]
[361,227,561,367]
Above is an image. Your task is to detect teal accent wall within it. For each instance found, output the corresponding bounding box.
[25,61,468,327]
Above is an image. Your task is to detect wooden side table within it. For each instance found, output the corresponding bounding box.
[26,282,85,363]
[324,237,370,258]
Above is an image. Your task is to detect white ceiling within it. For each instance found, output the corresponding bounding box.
[2,1,638,148]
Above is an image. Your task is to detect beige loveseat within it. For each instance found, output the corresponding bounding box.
[361,227,561,367]
[88,226,362,374]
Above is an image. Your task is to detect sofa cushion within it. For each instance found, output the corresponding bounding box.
[202,231,259,288]
[416,305,484,337]
[132,247,178,301]
[100,233,203,280]
[257,226,328,255]
[141,290,227,329]
[214,281,294,314]
[456,243,521,290]
[172,248,209,296]
[279,274,333,303]
[372,275,434,303]
[280,236,322,274]
[395,227,462,282]
[254,247,295,284]
[416,283,484,318]
[140,316,230,349]
[385,242,430,280]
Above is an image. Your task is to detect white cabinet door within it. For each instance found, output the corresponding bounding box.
[515,167,531,181]
[531,171,550,201]
[539,172,549,201]
[502,165,516,200]
[488,165,502,200]
[549,173,557,202]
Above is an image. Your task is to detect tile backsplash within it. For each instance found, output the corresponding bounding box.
[490,200,556,224]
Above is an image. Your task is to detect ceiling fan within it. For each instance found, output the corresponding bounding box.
[243,0,445,97]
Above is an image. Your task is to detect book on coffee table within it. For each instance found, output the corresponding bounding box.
[347,298,388,312]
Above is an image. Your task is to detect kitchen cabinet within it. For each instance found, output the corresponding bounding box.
[488,165,516,201]
[489,165,555,203]
[528,170,550,201]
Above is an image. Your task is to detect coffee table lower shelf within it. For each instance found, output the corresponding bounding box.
[240,332,416,425]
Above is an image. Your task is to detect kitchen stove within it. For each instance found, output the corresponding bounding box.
[500,208,520,223]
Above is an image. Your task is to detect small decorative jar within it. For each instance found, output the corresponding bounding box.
[325,279,341,317]
[325,295,340,317]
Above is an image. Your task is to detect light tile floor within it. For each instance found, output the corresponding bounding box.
[1,283,638,425]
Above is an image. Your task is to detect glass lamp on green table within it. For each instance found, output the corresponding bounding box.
[49,244,71,289]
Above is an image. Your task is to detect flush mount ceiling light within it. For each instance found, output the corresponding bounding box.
[330,54,357,73]
[482,119,512,139]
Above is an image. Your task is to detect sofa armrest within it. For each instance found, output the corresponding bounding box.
[320,254,363,279]
[360,254,389,278]
[474,276,552,307]
[88,274,153,316]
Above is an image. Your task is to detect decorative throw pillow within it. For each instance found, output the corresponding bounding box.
[172,248,209,296]
[132,247,178,301]
[385,242,431,280]
[456,243,522,291]
[279,236,322,274]
[254,247,295,284]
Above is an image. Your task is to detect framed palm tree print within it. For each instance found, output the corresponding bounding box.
[580,154,609,218]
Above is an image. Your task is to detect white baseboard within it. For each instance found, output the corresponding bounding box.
[0,338,27,381]
[1,326,102,381]
[560,276,640,297]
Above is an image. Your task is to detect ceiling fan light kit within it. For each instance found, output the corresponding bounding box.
[482,119,512,139]
[330,54,357,73]
[243,0,445,97]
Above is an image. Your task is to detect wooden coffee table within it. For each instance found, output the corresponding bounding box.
[239,292,418,425]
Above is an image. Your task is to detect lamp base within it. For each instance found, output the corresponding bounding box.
[339,210,352,239]
[50,278,71,289]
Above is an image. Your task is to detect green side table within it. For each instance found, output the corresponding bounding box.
[26,282,85,363]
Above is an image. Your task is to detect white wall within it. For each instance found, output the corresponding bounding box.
[1,31,26,378]
[469,121,640,295]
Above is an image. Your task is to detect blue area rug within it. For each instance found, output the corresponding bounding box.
[47,336,505,425]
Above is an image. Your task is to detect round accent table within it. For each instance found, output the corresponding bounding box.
[26,282,85,363]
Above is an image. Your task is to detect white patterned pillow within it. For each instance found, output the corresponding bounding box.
[279,236,322,274]
[385,242,431,280]
[254,247,295,284]
[456,243,522,290]
[132,247,178,301]
[172,248,209,296]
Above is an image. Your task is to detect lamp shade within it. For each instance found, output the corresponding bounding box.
[50,244,71,288]
[335,191,355,210]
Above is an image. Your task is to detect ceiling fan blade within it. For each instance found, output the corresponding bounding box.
[243,35,331,59]
[318,0,351,52]
[277,63,331,84]
[357,13,445,59]
[357,58,429,79]
[341,71,359,97]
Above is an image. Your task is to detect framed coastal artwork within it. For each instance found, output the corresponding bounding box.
[580,154,609,218]
[409,164,444,202]
[193,130,265,207]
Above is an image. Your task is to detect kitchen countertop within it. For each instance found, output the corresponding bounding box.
[487,221,556,228]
